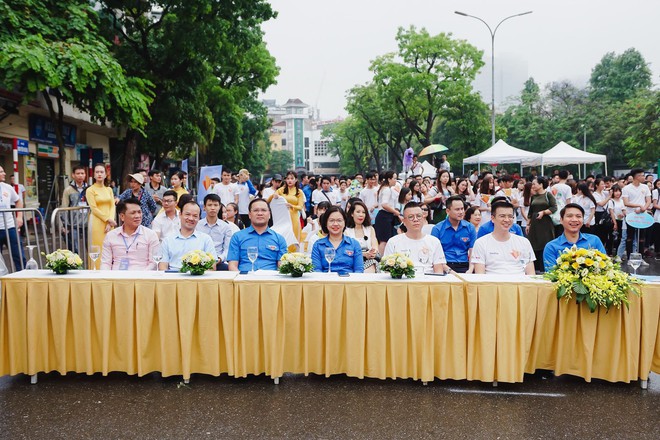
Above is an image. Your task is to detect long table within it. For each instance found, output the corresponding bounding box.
[1,270,658,386]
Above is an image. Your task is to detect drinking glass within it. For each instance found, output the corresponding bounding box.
[629,252,642,275]
[518,251,529,270]
[153,253,163,271]
[89,245,100,270]
[25,245,39,270]
[324,247,336,273]
[247,246,258,273]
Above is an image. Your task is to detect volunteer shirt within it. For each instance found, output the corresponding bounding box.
[214,183,238,206]
[0,182,20,229]
[622,183,651,209]
[471,233,535,275]
[383,234,446,273]
[359,187,378,212]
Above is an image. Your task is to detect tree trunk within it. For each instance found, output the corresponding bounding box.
[122,130,139,184]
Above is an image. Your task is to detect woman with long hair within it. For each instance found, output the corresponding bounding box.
[527,176,557,272]
[86,163,116,268]
[476,176,496,226]
[226,202,245,230]
[427,169,454,223]
[269,170,305,241]
[409,180,423,203]
[575,182,597,232]
[345,200,379,273]
[169,171,188,201]
[455,178,475,204]
[374,170,401,255]
[520,181,533,233]
[593,178,612,247]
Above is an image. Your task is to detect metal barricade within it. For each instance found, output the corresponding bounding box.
[51,206,91,269]
[0,208,50,273]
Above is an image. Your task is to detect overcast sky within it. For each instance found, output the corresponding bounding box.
[261,0,660,119]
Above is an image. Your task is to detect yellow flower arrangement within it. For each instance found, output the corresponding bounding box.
[43,249,83,274]
[544,245,641,312]
[279,252,313,277]
[180,250,215,275]
[379,253,415,279]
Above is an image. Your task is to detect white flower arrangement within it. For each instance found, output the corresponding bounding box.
[379,253,415,278]
[43,249,83,274]
[279,252,313,277]
[180,250,215,275]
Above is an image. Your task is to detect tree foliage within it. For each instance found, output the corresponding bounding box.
[589,48,652,102]
[267,150,294,176]
[0,0,153,172]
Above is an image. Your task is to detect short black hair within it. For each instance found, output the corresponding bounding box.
[491,200,514,216]
[203,193,222,205]
[148,170,161,177]
[402,201,422,213]
[630,168,645,177]
[445,195,464,209]
[558,170,569,180]
[249,197,269,212]
[177,194,195,211]
[72,165,86,173]
[319,206,346,234]
[560,202,585,218]
[162,190,177,200]
[316,200,332,212]
[118,197,141,215]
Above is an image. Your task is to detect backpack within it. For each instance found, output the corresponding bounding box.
[549,188,564,226]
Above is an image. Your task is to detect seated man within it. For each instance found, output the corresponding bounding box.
[227,198,287,271]
[158,200,217,271]
[101,198,160,270]
[431,196,476,273]
[471,201,536,275]
[384,202,448,273]
[150,190,180,241]
[476,196,524,238]
[543,203,607,271]
[196,193,233,270]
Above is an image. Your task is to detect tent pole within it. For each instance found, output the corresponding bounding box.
[605,161,608,176]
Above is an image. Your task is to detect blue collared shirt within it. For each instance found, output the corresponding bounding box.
[161,230,218,270]
[543,233,607,271]
[226,226,287,272]
[431,219,476,263]
[311,235,364,273]
[476,220,524,239]
[196,218,233,262]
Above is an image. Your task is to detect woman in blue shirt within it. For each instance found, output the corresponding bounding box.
[311,206,364,273]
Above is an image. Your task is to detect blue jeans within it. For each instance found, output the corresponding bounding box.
[0,227,25,271]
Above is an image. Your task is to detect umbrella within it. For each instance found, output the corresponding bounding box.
[418,144,448,157]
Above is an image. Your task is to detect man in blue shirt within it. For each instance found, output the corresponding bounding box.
[476,195,524,238]
[159,200,218,271]
[227,198,287,271]
[196,193,233,270]
[431,196,476,273]
[543,203,607,271]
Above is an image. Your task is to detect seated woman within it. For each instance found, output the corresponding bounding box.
[311,206,364,273]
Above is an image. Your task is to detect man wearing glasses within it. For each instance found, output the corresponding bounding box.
[383,202,448,274]
[150,190,180,241]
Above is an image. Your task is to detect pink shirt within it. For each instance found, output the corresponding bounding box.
[101,225,160,270]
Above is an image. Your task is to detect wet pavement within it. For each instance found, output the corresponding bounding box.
[0,371,658,439]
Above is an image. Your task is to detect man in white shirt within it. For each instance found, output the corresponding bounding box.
[622,168,652,260]
[359,172,379,215]
[0,166,25,270]
[213,169,238,206]
[150,190,180,241]
[384,202,448,273]
[261,174,282,200]
[312,176,339,214]
[471,201,536,275]
[410,155,423,176]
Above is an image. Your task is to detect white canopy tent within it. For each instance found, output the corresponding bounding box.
[462,139,542,174]
[402,160,437,178]
[538,141,608,176]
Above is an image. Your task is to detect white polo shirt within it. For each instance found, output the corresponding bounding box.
[0,182,20,229]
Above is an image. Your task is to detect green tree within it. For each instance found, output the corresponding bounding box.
[325,117,373,175]
[98,0,278,178]
[590,48,652,103]
[0,0,153,174]
[622,90,660,167]
[267,150,294,176]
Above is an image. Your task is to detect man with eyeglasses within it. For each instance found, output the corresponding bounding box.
[384,202,448,274]
[471,201,535,275]
[227,198,287,271]
[150,190,180,241]
[431,195,476,273]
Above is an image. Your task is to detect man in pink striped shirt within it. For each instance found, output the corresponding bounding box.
[101,198,160,270]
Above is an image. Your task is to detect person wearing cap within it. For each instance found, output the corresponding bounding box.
[116,172,158,228]
[262,174,282,200]
[237,168,256,227]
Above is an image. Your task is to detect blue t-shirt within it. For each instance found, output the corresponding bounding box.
[431,219,476,263]
[226,226,287,271]
[543,233,606,271]
[476,220,524,239]
[311,235,364,273]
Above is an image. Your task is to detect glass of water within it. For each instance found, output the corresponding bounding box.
[324,247,336,273]
[629,252,643,275]
[247,246,258,273]
[89,245,100,270]
[153,252,163,271]
[518,251,529,271]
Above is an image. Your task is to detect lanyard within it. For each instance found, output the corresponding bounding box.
[121,231,140,254]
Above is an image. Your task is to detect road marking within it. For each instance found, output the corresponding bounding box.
[446,388,565,397]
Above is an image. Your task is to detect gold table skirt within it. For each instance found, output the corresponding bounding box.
[1,273,658,383]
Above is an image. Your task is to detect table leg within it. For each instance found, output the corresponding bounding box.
[492,381,498,387]
[422,381,428,386]
[184,378,190,384]
[274,377,280,385]
[30,374,37,385]
[640,380,648,390]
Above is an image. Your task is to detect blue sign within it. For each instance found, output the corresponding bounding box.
[197,165,223,218]
[625,212,654,229]
[28,114,77,147]
[14,138,29,155]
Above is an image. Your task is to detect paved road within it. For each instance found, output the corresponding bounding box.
[0,371,658,439]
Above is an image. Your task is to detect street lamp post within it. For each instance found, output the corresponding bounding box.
[455,10,533,146]
[581,124,587,178]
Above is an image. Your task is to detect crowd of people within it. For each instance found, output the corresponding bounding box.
[1,158,658,276]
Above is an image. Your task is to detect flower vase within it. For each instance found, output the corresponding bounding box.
[53,268,68,275]
[291,271,304,278]
[391,273,403,279]
[189,268,205,276]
